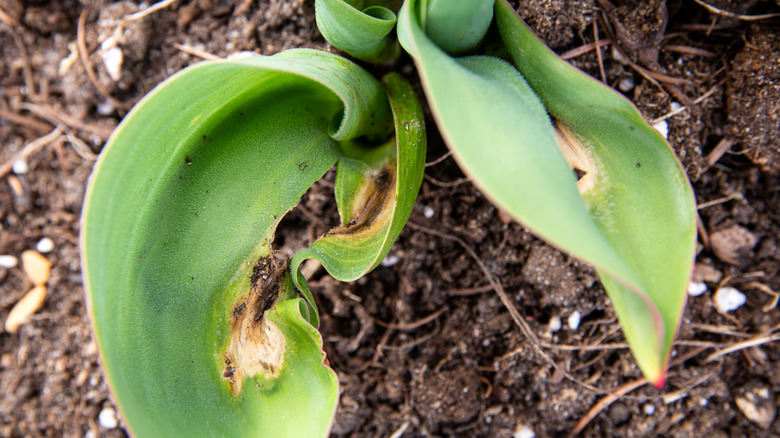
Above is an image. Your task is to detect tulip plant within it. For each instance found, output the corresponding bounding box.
[81,0,696,436]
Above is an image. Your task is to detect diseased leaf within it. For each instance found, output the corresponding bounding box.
[397,0,696,385]
[81,49,410,436]
[496,0,696,385]
[291,72,426,316]
[398,0,639,285]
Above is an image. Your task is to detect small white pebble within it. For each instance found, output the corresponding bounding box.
[381,254,400,267]
[548,316,562,332]
[567,311,581,330]
[36,237,55,254]
[714,287,746,313]
[618,77,635,92]
[513,424,535,438]
[99,407,118,429]
[687,281,707,297]
[643,404,656,415]
[85,430,96,438]
[423,205,435,218]
[652,120,669,139]
[96,100,116,115]
[12,158,29,175]
[226,51,257,60]
[670,101,682,111]
[0,255,18,268]
[101,46,124,82]
[699,397,708,407]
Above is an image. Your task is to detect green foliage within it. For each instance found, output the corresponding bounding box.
[82,0,696,436]
[81,49,424,436]
[324,0,697,386]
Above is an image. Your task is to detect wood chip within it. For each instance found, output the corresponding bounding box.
[4,285,47,333]
[21,250,51,286]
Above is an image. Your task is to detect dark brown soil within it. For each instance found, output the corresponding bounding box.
[1,1,779,437]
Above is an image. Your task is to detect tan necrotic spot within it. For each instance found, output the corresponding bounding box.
[223,257,288,395]
[332,163,396,238]
[553,124,599,194]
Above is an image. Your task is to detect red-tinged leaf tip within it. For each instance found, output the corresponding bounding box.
[652,371,667,389]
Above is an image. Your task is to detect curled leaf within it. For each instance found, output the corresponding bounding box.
[81,49,422,436]
[291,72,426,322]
[315,0,399,62]
[425,0,493,54]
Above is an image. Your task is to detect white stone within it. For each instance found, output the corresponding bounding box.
[652,120,669,139]
[96,100,116,116]
[36,237,55,254]
[643,404,656,415]
[513,424,535,438]
[101,45,124,82]
[548,316,562,332]
[567,311,581,330]
[423,206,435,218]
[98,407,118,429]
[226,51,257,60]
[0,255,18,268]
[688,281,707,297]
[618,77,635,92]
[12,158,29,175]
[381,254,400,267]
[671,102,683,111]
[714,287,746,313]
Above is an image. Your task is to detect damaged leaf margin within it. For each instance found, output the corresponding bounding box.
[495,0,696,385]
[81,50,424,437]
[393,0,696,385]
[291,72,426,325]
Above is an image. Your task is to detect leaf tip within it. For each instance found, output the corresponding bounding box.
[651,370,667,389]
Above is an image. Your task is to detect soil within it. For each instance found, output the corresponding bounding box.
[1,0,779,437]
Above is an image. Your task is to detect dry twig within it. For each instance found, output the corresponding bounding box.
[173,43,221,60]
[593,21,607,83]
[0,127,63,178]
[424,150,453,167]
[374,307,447,331]
[704,332,780,363]
[560,40,612,60]
[423,174,471,188]
[691,0,780,21]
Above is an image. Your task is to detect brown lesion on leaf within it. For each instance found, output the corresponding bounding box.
[553,123,600,195]
[222,256,289,395]
[329,162,397,239]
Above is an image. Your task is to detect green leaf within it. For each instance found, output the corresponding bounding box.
[425,0,494,54]
[81,49,404,436]
[291,72,426,307]
[495,0,696,385]
[398,0,638,284]
[315,0,399,62]
[397,0,696,385]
